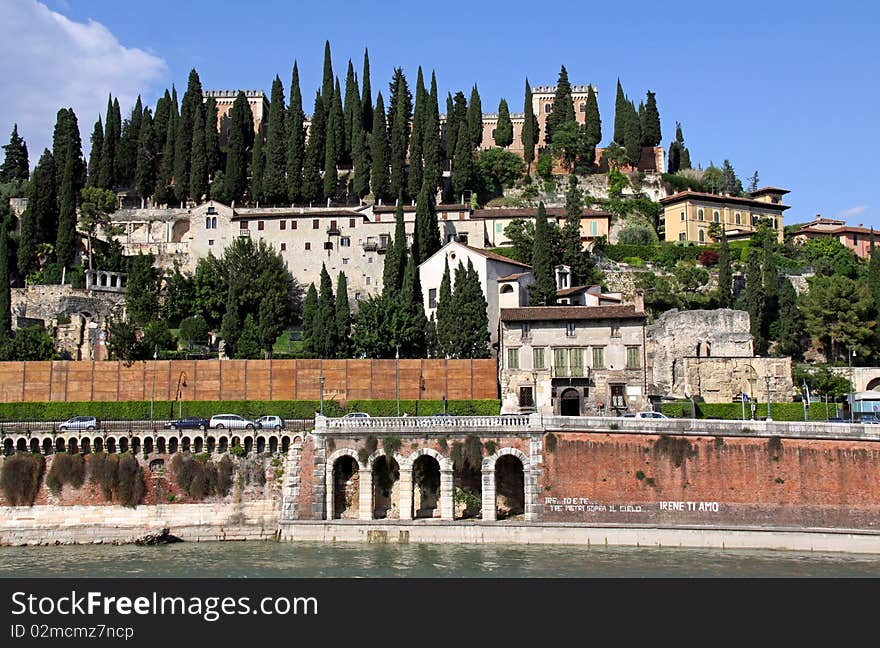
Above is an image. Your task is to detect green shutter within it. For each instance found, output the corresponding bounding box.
[554,348,567,377]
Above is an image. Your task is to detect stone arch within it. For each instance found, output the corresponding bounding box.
[156,437,166,454]
[326,448,364,520]
[168,437,179,454]
[182,436,191,452]
[81,437,91,454]
[218,436,228,453]
[42,438,53,454]
[206,436,216,454]
[193,437,203,453]
[482,447,532,522]
[55,437,66,453]
[143,437,154,454]
[411,454,442,518]
[2,438,12,455]
[705,341,712,357]
[119,437,129,453]
[30,438,40,453]
[268,436,278,454]
[500,284,514,294]
[494,454,525,520]
[560,387,581,416]
[281,435,290,453]
[256,435,266,453]
[291,434,304,446]
[131,437,141,455]
[231,436,241,451]
[244,436,253,455]
[93,437,103,453]
[15,437,26,452]
[867,377,880,391]
[369,450,403,520]
[171,219,190,243]
[68,438,79,454]
[105,437,116,453]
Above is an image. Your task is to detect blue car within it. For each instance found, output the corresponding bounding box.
[164,417,209,430]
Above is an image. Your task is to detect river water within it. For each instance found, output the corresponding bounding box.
[1,541,879,577]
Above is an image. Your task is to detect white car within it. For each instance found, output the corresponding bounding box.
[209,414,258,430]
[58,415,98,430]
[342,412,371,419]
[256,415,285,430]
[623,411,669,419]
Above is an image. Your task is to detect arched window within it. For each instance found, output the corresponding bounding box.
[211,217,217,229]
[713,210,720,223]
[698,209,704,221]
[735,212,741,225]
[698,229,705,243]
[544,103,552,114]
[205,217,211,229]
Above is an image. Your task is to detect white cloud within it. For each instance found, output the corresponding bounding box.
[0,1,167,167]
[838,205,867,218]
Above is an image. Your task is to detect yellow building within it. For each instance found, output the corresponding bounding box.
[659,187,788,244]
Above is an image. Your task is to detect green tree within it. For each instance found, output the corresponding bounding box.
[613,79,627,145]
[189,101,207,201]
[545,65,575,145]
[522,79,538,172]
[1,124,29,184]
[78,187,117,271]
[382,200,407,295]
[642,91,661,146]
[86,118,103,187]
[451,120,473,200]
[466,84,483,150]
[7,325,56,361]
[351,295,397,358]
[224,91,254,204]
[406,67,427,199]
[0,224,10,339]
[219,285,242,357]
[745,249,765,354]
[249,131,265,203]
[775,280,803,358]
[672,262,710,307]
[351,118,370,199]
[262,75,287,204]
[868,231,880,306]
[162,263,196,325]
[717,231,733,308]
[323,80,341,200]
[117,96,143,188]
[97,98,120,189]
[494,98,514,148]
[721,159,743,195]
[125,253,161,326]
[434,258,454,358]
[19,150,54,277]
[135,108,156,201]
[584,85,601,148]
[55,151,79,268]
[315,263,337,358]
[321,40,334,108]
[301,93,325,203]
[504,219,536,264]
[370,93,390,202]
[474,148,525,199]
[529,203,557,306]
[388,68,412,200]
[301,283,318,356]
[204,97,221,181]
[236,314,261,359]
[179,315,209,349]
[334,271,351,358]
[559,176,598,285]
[763,229,779,341]
[801,275,877,362]
[617,216,658,245]
[155,94,178,205]
[257,286,288,356]
[414,181,441,265]
[624,102,642,166]
[343,60,360,164]
[328,77,345,170]
[173,69,203,201]
[422,72,442,193]
[361,49,373,133]
[286,62,306,203]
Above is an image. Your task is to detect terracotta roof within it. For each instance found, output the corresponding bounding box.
[750,187,790,196]
[231,210,362,220]
[660,191,790,211]
[497,272,531,281]
[460,244,531,268]
[501,305,644,322]
[372,203,470,213]
[471,207,612,220]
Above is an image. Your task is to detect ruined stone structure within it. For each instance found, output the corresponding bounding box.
[646,308,793,402]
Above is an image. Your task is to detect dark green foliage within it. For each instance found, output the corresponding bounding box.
[613,79,627,145]
[0,325,57,361]
[642,91,661,146]
[86,118,103,187]
[584,85,601,148]
[352,118,370,199]
[370,93,390,202]
[494,98,514,147]
[204,97,221,180]
[321,40,334,108]
[78,186,116,271]
[152,89,171,157]
[361,49,373,133]
[250,130,265,203]
[406,67,427,199]
[236,314,261,359]
[388,68,412,200]
[343,59,360,163]
[545,432,557,453]
[189,101,207,201]
[1,124,29,184]
[263,75,287,204]
[775,279,803,358]
[521,79,538,171]
[174,69,203,201]
[451,435,483,475]
[869,233,880,306]
[422,72,441,193]
[721,160,743,196]
[135,108,156,200]
[224,91,254,204]
[300,283,318,357]
[717,232,732,308]
[97,97,120,189]
[334,272,351,358]
[117,96,143,188]
[745,249,765,353]
[20,149,55,275]
[88,453,144,507]
[545,65,575,144]
[286,62,306,203]
[314,264,337,358]
[414,181,441,265]
[55,150,78,268]
[800,275,876,362]
[220,285,242,357]
[126,253,161,326]
[1,453,45,506]
[301,93,325,203]
[323,84,340,200]
[155,94,178,205]
[434,259,454,358]
[559,176,600,286]
[474,148,525,200]
[529,203,556,306]
[445,91,468,166]
[762,229,779,343]
[653,435,697,469]
[451,116,473,199]
[46,453,86,495]
[624,102,642,166]
[179,315,209,348]
[466,84,483,151]
[435,259,489,359]
[0,224,10,339]
[328,77,345,168]
[105,318,146,362]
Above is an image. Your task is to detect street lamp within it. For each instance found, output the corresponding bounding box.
[319,375,325,416]
[172,372,187,420]
[149,347,158,423]
[764,375,772,421]
[531,369,538,413]
[395,345,400,417]
[745,363,758,420]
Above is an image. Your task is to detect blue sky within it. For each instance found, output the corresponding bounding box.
[4,0,878,228]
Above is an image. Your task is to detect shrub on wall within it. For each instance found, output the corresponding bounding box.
[45,453,86,495]
[87,452,145,507]
[1,452,45,506]
[170,452,235,501]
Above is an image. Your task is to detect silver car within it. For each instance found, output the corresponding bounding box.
[58,416,98,430]
[256,415,285,430]
[209,414,258,430]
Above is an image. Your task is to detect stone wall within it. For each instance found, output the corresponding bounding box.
[684,356,794,402]
[11,285,124,325]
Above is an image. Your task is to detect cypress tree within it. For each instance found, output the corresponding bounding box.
[0,124,29,184]
[343,60,359,164]
[301,283,318,356]
[638,101,647,146]
[189,103,207,201]
[522,79,537,172]
[422,72,441,194]
[643,91,661,146]
[763,232,778,343]
[18,151,52,277]
[96,97,116,188]
[560,176,584,282]
[153,90,171,155]
[220,286,242,357]
[434,258,453,358]
[174,69,203,201]
[302,93,325,204]
[56,151,78,268]
[155,100,177,205]
[316,263,337,358]
[224,91,253,205]
[676,123,691,170]
[545,65,575,145]
[717,231,732,308]
[262,75,287,204]
[382,199,407,295]
[495,98,514,148]
[529,202,556,306]
[352,125,370,200]
[135,108,156,201]
[388,69,412,200]
[335,271,351,358]
[444,93,456,164]
[466,84,483,150]
[286,62,306,203]
[204,97,221,179]
[668,140,682,174]
[585,85,601,147]
[118,96,143,187]
[745,249,765,354]
[236,314,261,359]
[0,223,10,339]
[869,231,880,307]
[361,49,373,133]
[451,120,472,200]
[407,67,427,200]
[613,79,627,145]
[624,102,642,166]
[250,131,265,203]
[86,118,103,187]
[461,259,490,358]
[414,180,441,265]
[370,93,390,202]
[53,108,86,195]
[775,280,802,358]
[323,113,338,201]
[321,41,334,108]
[330,78,345,165]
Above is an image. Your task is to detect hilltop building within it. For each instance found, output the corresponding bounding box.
[202,90,269,146]
[792,216,876,259]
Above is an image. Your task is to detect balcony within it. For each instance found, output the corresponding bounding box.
[362,240,378,251]
[326,226,340,236]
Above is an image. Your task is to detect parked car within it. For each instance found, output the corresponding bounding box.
[164,417,209,430]
[623,411,669,419]
[825,417,847,424]
[209,414,259,429]
[256,415,285,430]
[58,416,98,431]
[859,415,880,425]
[341,412,371,419]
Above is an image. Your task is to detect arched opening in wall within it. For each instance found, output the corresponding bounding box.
[168,437,178,454]
[144,437,154,454]
[81,438,91,454]
[372,455,400,519]
[867,377,880,391]
[131,438,140,455]
[171,219,190,243]
[244,436,253,455]
[119,437,129,453]
[156,437,166,454]
[453,436,483,520]
[256,436,266,453]
[695,342,701,357]
[55,437,66,453]
[206,436,215,454]
[68,438,78,454]
[194,437,203,453]
[30,439,40,453]
[43,438,53,455]
[500,284,514,294]
[281,436,290,453]
[268,436,278,453]
[332,456,360,519]
[412,455,441,519]
[15,438,26,452]
[2,438,12,455]
[106,438,116,453]
[231,436,241,452]
[706,341,711,357]
[560,388,581,416]
[182,437,191,452]
[218,436,228,453]
[495,455,525,520]
[671,359,677,387]
[93,437,103,453]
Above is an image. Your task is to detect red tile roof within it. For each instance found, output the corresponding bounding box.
[660,191,790,211]
[460,244,531,268]
[471,207,611,220]
[501,305,644,322]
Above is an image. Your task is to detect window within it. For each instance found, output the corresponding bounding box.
[280,221,286,230]
[852,233,858,244]
[324,241,333,250]
[699,229,705,243]
[305,242,311,250]
[533,347,545,369]
[428,288,437,309]
[365,276,371,285]
[698,209,704,221]
[592,347,605,369]
[258,221,264,231]
[354,292,362,301]
[375,214,381,222]
[207,206,217,215]
[579,102,586,113]
[570,348,585,377]
[280,243,287,252]
[611,322,621,338]
[496,222,504,233]
[342,258,349,265]
[544,103,552,114]
[735,212,741,225]
[770,218,777,230]
[611,384,626,409]
[680,211,685,221]
[208,239,214,246]
[553,348,567,376]
[590,221,598,236]
[205,217,211,229]
[341,237,351,247]
[330,220,337,230]
[752,214,760,226]
[507,348,520,369]
[626,346,640,369]
[211,217,217,229]
[291,220,297,230]
[522,322,531,338]
[678,232,686,241]
[349,218,356,228]
[565,322,576,337]
[491,128,496,139]
[519,386,534,408]
[713,210,720,223]
[240,221,248,230]
[313,219,319,229]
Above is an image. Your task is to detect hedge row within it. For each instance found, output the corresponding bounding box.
[0,399,501,421]
[660,401,845,421]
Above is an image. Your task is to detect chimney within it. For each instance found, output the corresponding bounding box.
[633,290,645,313]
